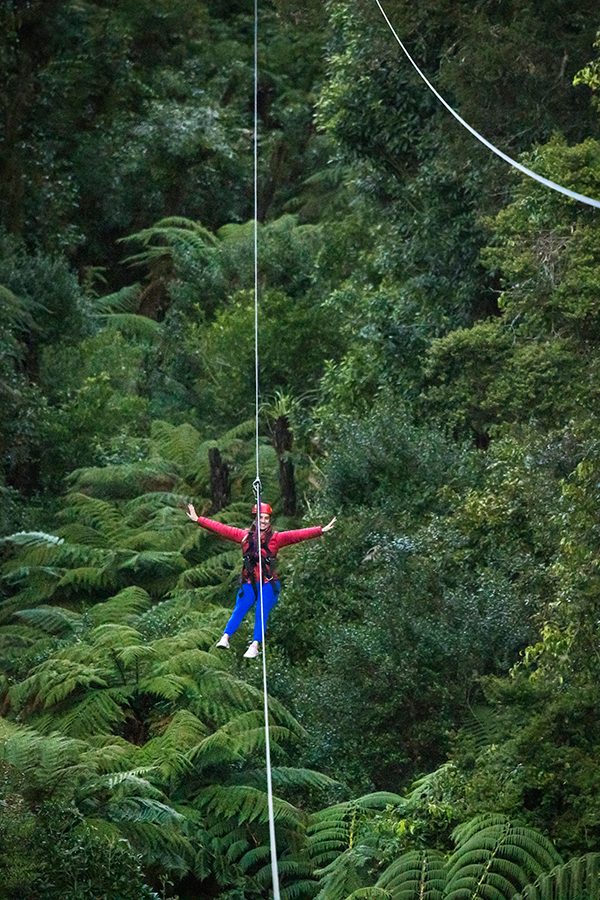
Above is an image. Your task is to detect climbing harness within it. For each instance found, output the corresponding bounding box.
[252,0,281,894]
[373,0,600,209]
[242,528,278,584]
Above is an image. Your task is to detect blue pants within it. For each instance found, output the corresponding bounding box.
[224,581,281,642]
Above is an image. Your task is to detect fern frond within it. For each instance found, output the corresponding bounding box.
[0,583,60,623]
[1,530,64,549]
[88,586,152,626]
[246,766,339,794]
[199,784,302,829]
[99,769,161,793]
[307,792,404,870]
[345,890,390,899]
[178,548,240,587]
[153,645,227,675]
[57,565,115,591]
[0,624,42,649]
[116,550,187,578]
[0,723,89,790]
[138,674,192,701]
[186,667,264,720]
[190,723,292,770]
[217,220,258,243]
[150,421,203,468]
[120,217,218,251]
[124,528,176,551]
[218,418,258,444]
[446,815,562,900]
[151,215,219,244]
[16,604,81,635]
[310,793,402,828]
[92,282,143,313]
[97,312,160,339]
[105,796,184,826]
[57,523,113,546]
[0,284,38,333]
[376,849,446,898]
[516,852,600,900]
[127,491,189,514]
[90,622,145,648]
[280,878,320,900]
[313,845,378,900]
[54,688,130,737]
[8,658,110,711]
[458,705,503,753]
[238,843,272,872]
[117,818,192,874]
[79,735,135,773]
[67,463,178,501]
[139,710,208,778]
[60,492,129,539]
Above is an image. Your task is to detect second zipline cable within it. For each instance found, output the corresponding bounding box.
[373,0,600,209]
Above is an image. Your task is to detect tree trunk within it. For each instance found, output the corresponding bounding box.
[209,447,230,512]
[271,414,296,516]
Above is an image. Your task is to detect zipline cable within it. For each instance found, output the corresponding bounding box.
[252,0,282,895]
[372,0,600,209]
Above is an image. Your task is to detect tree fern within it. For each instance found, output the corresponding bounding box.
[91,282,143,314]
[67,462,180,501]
[445,814,563,900]
[120,216,218,258]
[178,547,240,587]
[515,853,600,900]
[0,531,64,549]
[198,783,303,829]
[281,878,321,900]
[307,792,404,868]
[96,312,161,339]
[0,720,85,778]
[135,709,208,779]
[217,220,258,243]
[344,890,390,899]
[16,604,81,635]
[150,420,205,470]
[375,849,446,899]
[0,623,41,651]
[0,284,38,336]
[53,688,130,737]
[87,586,152,626]
[260,766,339,794]
[59,491,132,539]
[314,844,379,900]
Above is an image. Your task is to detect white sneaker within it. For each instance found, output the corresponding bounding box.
[216,634,230,650]
[243,643,260,659]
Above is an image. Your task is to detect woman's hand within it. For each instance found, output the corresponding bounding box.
[322,516,337,533]
[186,503,199,522]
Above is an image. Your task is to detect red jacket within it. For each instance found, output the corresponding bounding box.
[196,516,323,583]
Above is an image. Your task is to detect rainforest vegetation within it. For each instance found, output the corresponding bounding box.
[2,0,600,897]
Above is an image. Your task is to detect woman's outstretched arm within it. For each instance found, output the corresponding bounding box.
[186,504,247,543]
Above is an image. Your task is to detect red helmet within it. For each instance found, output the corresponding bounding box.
[252,502,272,515]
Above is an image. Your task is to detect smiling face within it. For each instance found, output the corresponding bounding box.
[259,513,271,532]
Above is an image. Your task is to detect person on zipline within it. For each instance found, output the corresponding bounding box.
[186,501,336,658]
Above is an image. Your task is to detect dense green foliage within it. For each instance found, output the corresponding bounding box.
[2,0,600,895]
